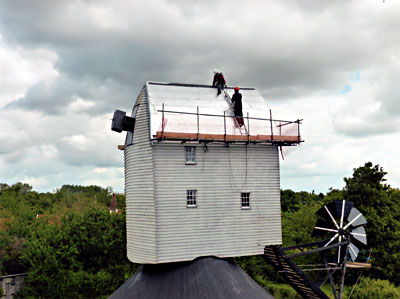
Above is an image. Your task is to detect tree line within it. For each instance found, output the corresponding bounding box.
[0,184,136,298]
[1,162,399,298]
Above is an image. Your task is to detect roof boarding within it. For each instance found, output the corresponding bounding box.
[144,82,301,145]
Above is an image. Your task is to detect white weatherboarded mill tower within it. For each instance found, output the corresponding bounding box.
[112,82,301,264]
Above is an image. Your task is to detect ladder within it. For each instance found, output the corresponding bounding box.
[264,246,329,299]
[223,89,248,136]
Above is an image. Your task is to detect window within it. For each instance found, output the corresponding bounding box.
[187,190,197,207]
[185,146,196,164]
[241,193,250,209]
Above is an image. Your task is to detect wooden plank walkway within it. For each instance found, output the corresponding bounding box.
[156,131,301,144]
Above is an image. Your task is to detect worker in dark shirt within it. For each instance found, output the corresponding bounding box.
[212,70,226,95]
[231,86,244,126]
[212,69,219,86]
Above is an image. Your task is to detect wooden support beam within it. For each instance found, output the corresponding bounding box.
[284,241,350,259]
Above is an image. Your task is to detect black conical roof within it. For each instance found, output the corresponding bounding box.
[110,257,274,299]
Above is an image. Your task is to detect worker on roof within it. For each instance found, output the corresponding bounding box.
[231,86,244,126]
[212,70,226,95]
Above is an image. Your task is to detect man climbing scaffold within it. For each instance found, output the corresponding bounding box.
[212,70,227,95]
[231,86,244,127]
[223,87,248,136]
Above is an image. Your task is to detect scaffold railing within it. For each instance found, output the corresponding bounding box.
[155,104,302,145]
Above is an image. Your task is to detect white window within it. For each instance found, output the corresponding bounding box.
[187,190,197,207]
[185,146,196,164]
[241,193,250,209]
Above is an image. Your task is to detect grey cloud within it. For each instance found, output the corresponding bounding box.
[333,117,400,138]
[0,108,122,170]
[3,0,396,125]
[57,143,121,168]
[0,0,377,103]
[284,0,357,12]
[6,81,71,114]
[2,0,400,193]
[6,76,138,115]
[376,77,400,116]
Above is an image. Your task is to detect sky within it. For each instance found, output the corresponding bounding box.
[0,0,399,194]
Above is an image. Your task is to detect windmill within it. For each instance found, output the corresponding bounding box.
[264,200,370,299]
[312,200,368,264]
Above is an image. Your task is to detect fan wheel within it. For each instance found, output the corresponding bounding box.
[312,200,367,264]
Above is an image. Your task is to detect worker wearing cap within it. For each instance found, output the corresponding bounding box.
[212,70,226,95]
[231,87,244,126]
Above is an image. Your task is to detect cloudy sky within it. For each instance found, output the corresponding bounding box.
[0,0,399,194]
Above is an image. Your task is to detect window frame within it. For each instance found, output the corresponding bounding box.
[185,146,196,165]
[186,189,197,208]
[241,192,251,209]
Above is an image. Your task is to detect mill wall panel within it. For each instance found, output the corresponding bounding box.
[152,143,282,263]
[124,87,157,264]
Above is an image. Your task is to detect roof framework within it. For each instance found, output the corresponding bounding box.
[146,82,302,146]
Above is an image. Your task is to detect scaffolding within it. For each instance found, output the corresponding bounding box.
[156,104,303,146]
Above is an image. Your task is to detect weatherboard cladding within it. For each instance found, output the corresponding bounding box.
[153,143,282,262]
[124,82,282,264]
[124,87,157,263]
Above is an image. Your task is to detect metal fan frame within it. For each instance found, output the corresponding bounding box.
[313,200,367,264]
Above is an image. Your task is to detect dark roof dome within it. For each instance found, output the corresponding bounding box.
[110,257,273,299]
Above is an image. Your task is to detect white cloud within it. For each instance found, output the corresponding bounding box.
[61,135,89,151]
[40,145,58,159]
[0,34,58,108]
[22,176,48,189]
[68,98,96,112]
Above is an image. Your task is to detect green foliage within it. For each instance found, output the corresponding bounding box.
[0,183,39,274]
[319,283,352,299]
[18,208,137,298]
[282,201,321,246]
[344,162,389,207]
[351,277,400,298]
[281,189,323,213]
[264,282,300,299]
[233,256,300,298]
[234,255,285,284]
[0,182,132,297]
[344,162,400,284]
[281,198,325,282]
[0,234,28,274]
[57,184,113,207]
[281,189,302,212]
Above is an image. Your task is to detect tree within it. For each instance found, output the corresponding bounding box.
[18,207,137,298]
[0,182,128,280]
[56,185,113,207]
[344,162,389,208]
[281,189,323,213]
[344,162,400,284]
